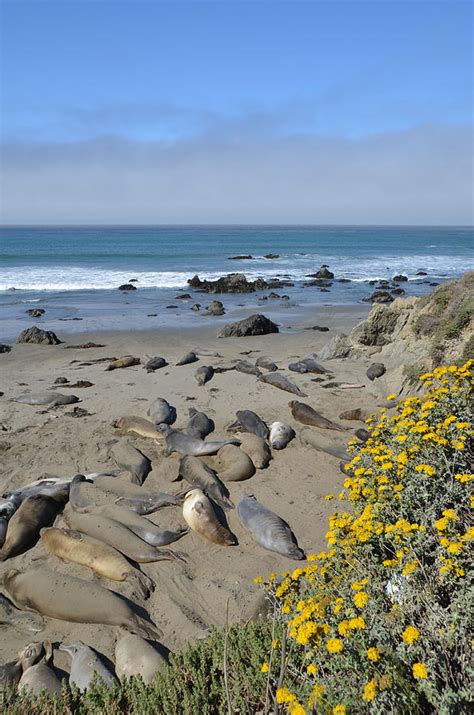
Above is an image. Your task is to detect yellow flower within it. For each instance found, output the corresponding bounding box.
[308,683,324,706]
[253,576,263,584]
[276,687,296,704]
[435,517,448,531]
[412,662,428,679]
[306,663,317,675]
[367,647,380,662]
[289,703,306,715]
[362,679,377,702]
[402,561,418,576]
[273,639,280,649]
[403,626,420,645]
[353,591,369,609]
[326,638,344,653]
[333,706,346,715]
[325,494,334,500]
[447,541,463,555]
[261,662,269,673]
[387,393,396,400]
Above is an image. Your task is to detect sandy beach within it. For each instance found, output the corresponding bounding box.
[0,303,405,673]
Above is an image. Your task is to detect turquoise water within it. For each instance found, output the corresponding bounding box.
[0,225,472,339]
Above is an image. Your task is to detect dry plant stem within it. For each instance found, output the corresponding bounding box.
[273,626,288,715]
[264,602,278,714]
[224,598,233,715]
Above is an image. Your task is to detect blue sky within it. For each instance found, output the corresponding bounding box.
[1,0,472,223]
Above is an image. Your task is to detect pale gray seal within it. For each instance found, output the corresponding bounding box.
[12,392,80,406]
[255,356,278,371]
[65,510,183,564]
[18,641,62,695]
[105,356,140,371]
[234,360,262,376]
[237,495,304,559]
[289,401,346,432]
[269,421,295,450]
[109,439,151,485]
[90,504,188,547]
[60,641,117,691]
[179,456,233,510]
[258,373,307,397]
[147,397,177,425]
[115,633,167,684]
[288,361,309,373]
[176,351,198,365]
[195,365,214,385]
[299,427,350,460]
[0,495,65,561]
[182,489,237,545]
[186,408,215,439]
[158,425,240,457]
[3,568,161,639]
[230,410,269,440]
[143,356,167,372]
[70,476,179,515]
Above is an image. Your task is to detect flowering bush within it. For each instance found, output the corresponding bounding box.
[260,361,473,714]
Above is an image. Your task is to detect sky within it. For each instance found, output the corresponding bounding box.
[0,0,472,224]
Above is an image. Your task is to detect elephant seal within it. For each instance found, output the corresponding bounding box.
[143,356,167,372]
[176,351,198,366]
[299,428,350,460]
[300,357,327,374]
[60,641,117,691]
[0,656,23,688]
[65,510,182,564]
[289,401,346,432]
[366,362,386,381]
[214,444,255,482]
[3,568,161,639]
[339,407,372,421]
[355,428,371,442]
[147,397,177,425]
[92,476,182,512]
[234,360,261,377]
[0,594,44,632]
[182,489,237,545]
[237,495,304,559]
[89,505,188,547]
[258,373,307,397]
[115,632,167,684]
[12,392,80,406]
[112,416,163,441]
[255,356,278,371]
[0,502,16,548]
[0,495,64,561]
[40,526,154,598]
[158,425,240,457]
[109,440,151,485]
[195,365,214,385]
[1,472,115,505]
[230,410,269,439]
[179,456,233,510]
[18,641,62,695]
[238,433,271,469]
[187,408,215,439]
[269,421,295,450]
[105,356,140,371]
[288,361,308,374]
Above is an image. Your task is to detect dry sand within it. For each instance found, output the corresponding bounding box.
[0,305,397,675]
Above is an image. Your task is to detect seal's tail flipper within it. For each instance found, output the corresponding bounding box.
[130,615,163,641]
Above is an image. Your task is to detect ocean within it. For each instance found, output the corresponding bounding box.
[1,225,472,340]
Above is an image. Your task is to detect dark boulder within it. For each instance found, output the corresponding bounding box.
[219,314,279,338]
[118,283,137,291]
[187,273,291,294]
[393,274,408,282]
[307,265,334,280]
[175,293,192,300]
[205,300,225,316]
[391,287,405,295]
[26,308,45,318]
[17,326,62,345]
[228,255,254,260]
[416,271,427,276]
[0,344,12,353]
[363,290,394,304]
[366,362,386,381]
[264,254,280,259]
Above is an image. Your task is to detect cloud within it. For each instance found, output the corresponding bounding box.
[1,123,472,224]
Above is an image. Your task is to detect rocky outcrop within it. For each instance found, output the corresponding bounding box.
[26,308,45,317]
[219,314,279,338]
[228,255,254,260]
[187,273,292,294]
[118,284,137,291]
[307,265,334,280]
[205,300,225,316]
[17,326,62,345]
[319,333,351,360]
[363,290,394,304]
[0,344,12,353]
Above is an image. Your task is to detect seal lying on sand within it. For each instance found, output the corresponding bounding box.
[147,398,177,425]
[0,642,43,689]
[18,641,62,695]
[229,410,269,439]
[186,409,215,439]
[109,440,151,485]
[143,356,167,372]
[65,510,183,564]
[2,568,161,639]
[182,489,237,545]
[60,641,117,691]
[269,421,295,450]
[299,428,350,460]
[214,444,255,481]
[0,594,44,633]
[12,392,79,406]
[178,456,233,510]
[195,365,214,385]
[176,351,198,365]
[105,356,140,371]
[40,526,154,598]
[70,476,180,515]
[112,416,163,441]
[234,360,261,376]
[255,356,278,371]
[289,401,346,432]
[1,472,116,506]
[89,505,188,547]
[115,632,167,684]
[0,495,64,561]
[157,425,240,457]
[238,434,271,469]
[258,373,307,397]
[237,495,304,560]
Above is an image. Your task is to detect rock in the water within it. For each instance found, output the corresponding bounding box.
[228,255,254,260]
[319,333,351,360]
[17,326,61,345]
[416,271,427,276]
[366,362,386,381]
[187,273,291,294]
[219,314,279,338]
[391,287,405,295]
[175,293,192,300]
[0,344,12,353]
[305,325,329,332]
[26,308,45,317]
[363,290,394,304]
[393,274,408,282]
[118,284,137,291]
[264,253,279,259]
[205,300,225,316]
[307,265,334,279]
